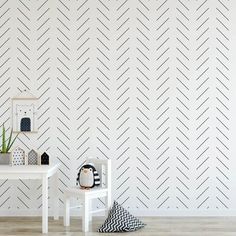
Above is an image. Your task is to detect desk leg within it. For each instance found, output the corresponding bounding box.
[52,171,59,220]
[42,175,48,234]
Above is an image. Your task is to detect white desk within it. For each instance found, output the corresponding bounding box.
[0,163,60,234]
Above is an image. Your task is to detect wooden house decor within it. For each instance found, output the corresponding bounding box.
[27,149,39,165]
[12,90,38,133]
[41,152,49,165]
[11,147,25,166]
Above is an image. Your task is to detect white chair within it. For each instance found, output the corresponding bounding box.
[63,158,112,232]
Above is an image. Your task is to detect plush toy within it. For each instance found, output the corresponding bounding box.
[76,163,100,189]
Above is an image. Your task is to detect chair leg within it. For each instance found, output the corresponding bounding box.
[89,199,92,222]
[64,196,70,227]
[82,197,89,232]
[105,194,111,217]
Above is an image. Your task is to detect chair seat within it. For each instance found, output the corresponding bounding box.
[65,186,108,197]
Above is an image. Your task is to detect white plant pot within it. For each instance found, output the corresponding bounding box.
[0,153,11,165]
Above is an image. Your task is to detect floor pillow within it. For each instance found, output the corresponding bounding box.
[98,201,145,233]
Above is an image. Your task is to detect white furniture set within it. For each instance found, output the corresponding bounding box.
[0,158,111,233]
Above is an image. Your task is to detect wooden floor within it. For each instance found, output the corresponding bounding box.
[0,217,236,236]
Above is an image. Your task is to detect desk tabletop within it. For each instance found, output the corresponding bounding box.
[0,163,60,174]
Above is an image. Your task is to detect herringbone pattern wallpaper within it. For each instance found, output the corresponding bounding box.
[0,0,232,214]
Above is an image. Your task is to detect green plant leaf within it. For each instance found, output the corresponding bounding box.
[6,128,13,152]
[7,132,19,152]
[1,125,3,153]
[2,124,6,153]
[7,129,13,152]
[1,125,19,153]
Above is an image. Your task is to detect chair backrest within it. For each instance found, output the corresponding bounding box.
[86,157,111,190]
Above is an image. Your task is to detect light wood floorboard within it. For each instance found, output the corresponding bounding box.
[0,217,236,236]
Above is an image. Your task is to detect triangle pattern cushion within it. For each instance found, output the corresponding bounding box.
[98,201,145,232]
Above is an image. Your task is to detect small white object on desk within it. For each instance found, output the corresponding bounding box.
[0,163,60,234]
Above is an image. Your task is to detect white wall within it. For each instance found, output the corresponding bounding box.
[0,0,236,216]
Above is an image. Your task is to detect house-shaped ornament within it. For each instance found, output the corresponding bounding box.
[12,90,38,133]
[41,152,49,165]
[28,149,39,165]
[11,146,26,166]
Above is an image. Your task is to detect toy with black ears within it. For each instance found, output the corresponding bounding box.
[76,163,100,189]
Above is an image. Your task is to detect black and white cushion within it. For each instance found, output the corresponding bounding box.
[98,201,145,233]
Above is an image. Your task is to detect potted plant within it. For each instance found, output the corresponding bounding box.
[0,124,19,165]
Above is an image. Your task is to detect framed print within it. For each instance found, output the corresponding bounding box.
[12,90,38,133]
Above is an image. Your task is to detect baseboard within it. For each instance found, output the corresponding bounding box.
[1,209,236,217]
[131,209,236,217]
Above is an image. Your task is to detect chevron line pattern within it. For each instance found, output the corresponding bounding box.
[55,0,72,205]
[155,0,171,209]
[135,0,151,209]
[215,0,230,209]
[114,0,131,207]
[194,0,210,209]
[14,0,32,154]
[75,0,91,167]
[98,201,145,232]
[14,0,34,210]
[95,0,111,161]
[175,0,191,210]
[34,0,52,209]
[93,0,112,209]
[0,0,233,213]
[35,0,51,153]
[0,0,11,210]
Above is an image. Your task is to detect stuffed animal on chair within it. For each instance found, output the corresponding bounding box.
[76,163,100,189]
